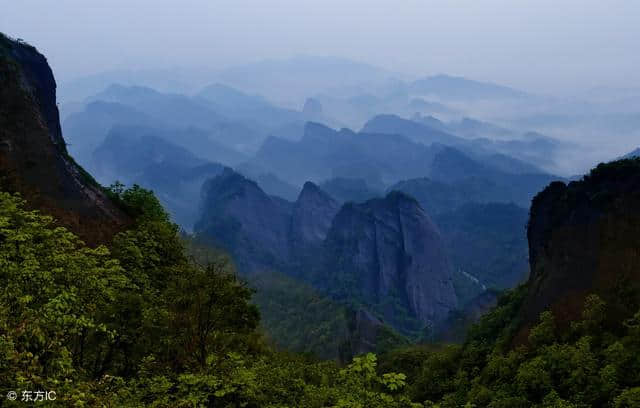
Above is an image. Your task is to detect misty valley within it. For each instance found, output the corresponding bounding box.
[2,18,640,407]
[62,58,570,352]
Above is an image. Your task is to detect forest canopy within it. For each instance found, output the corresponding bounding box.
[1,186,639,407]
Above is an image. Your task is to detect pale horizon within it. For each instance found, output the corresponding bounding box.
[3,0,640,96]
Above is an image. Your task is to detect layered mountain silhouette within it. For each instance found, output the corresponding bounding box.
[363,113,558,175]
[66,84,264,160]
[361,113,465,147]
[409,74,529,101]
[63,101,159,165]
[196,83,304,129]
[249,121,559,201]
[250,122,432,187]
[91,126,226,228]
[388,158,558,210]
[214,55,396,104]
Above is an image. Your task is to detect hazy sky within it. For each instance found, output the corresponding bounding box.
[3,0,639,94]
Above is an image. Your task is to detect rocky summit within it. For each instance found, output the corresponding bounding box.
[323,191,458,329]
[290,181,340,253]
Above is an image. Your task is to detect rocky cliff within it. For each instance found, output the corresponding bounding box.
[0,34,129,244]
[323,191,458,330]
[195,168,292,273]
[520,158,640,339]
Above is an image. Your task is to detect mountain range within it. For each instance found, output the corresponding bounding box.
[4,32,640,407]
[194,169,458,334]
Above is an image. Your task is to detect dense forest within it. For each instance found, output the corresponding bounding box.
[1,184,640,406]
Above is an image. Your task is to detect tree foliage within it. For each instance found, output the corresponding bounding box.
[2,186,640,406]
[380,290,640,407]
[0,188,411,407]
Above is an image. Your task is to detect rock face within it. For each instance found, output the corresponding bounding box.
[0,34,129,244]
[195,168,292,273]
[520,159,640,339]
[323,191,458,328]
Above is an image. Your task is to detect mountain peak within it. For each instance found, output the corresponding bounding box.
[383,190,422,207]
[205,167,262,196]
[324,191,456,327]
[299,181,328,198]
[291,181,340,249]
[296,181,338,210]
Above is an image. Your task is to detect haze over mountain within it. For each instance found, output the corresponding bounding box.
[4,0,639,176]
[47,53,638,177]
[4,24,586,352]
[3,1,640,402]
[6,1,640,93]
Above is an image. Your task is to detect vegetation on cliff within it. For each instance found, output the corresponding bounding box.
[380,289,640,407]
